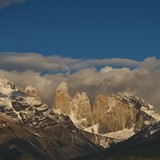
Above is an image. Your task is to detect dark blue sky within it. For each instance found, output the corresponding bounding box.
[0,0,160,60]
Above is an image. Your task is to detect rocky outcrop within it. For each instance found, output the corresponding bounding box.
[71,92,93,128]
[53,82,93,128]
[25,85,41,100]
[53,82,160,148]
[53,82,71,115]
[92,93,159,134]
[92,94,138,133]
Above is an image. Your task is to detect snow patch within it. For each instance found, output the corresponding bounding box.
[103,127,135,140]
[141,106,160,122]
[150,130,158,135]
[84,123,99,134]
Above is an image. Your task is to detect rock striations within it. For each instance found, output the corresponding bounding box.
[53,82,160,148]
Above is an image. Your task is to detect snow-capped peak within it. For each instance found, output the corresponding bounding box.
[0,78,49,124]
[118,92,160,122]
[0,78,18,95]
[0,78,16,89]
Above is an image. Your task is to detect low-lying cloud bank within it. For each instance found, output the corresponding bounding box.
[0,53,160,112]
[0,53,139,72]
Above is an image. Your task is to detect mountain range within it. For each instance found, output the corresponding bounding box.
[0,78,160,160]
[53,82,160,148]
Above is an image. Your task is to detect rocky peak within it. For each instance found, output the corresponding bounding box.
[92,94,137,134]
[92,93,159,134]
[25,85,41,100]
[53,82,71,115]
[56,82,68,92]
[53,82,159,140]
[0,78,16,89]
[0,79,48,125]
[0,79,102,159]
[53,83,93,128]
[52,82,160,148]
[0,78,18,95]
[70,91,93,128]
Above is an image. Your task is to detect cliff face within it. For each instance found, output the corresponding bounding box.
[92,94,141,134]
[54,82,93,128]
[53,82,71,115]
[70,92,93,128]
[53,82,160,148]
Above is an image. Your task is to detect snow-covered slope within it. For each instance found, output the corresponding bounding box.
[0,78,102,160]
[122,92,160,122]
[0,79,48,124]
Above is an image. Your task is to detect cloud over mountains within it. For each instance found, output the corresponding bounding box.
[0,53,160,112]
[0,53,139,72]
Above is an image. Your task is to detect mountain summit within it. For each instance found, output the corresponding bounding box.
[0,78,101,160]
[54,82,71,115]
[25,85,41,100]
[53,82,160,148]
[54,82,93,128]
[1,78,160,159]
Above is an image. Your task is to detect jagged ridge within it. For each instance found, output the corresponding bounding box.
[0,78,102,160]
[53,82,160,148]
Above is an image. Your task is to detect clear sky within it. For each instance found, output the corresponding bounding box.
[0,0,160,60]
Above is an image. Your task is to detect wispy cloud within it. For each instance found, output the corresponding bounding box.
[0,52,160,112]
[0,0,27,8]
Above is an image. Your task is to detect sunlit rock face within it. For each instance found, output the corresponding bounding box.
[92,94,138,133]
[92,93,158,134]
[53,82,93,128]
[25,85,41,100]
[53,82,71,115]
[53,82,160,148]
[70,92,93,128]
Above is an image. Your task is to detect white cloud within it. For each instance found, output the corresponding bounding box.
[100,66,114,73]
[100,66,130,73]
[0,53,160,112]
[0,53,139,72]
